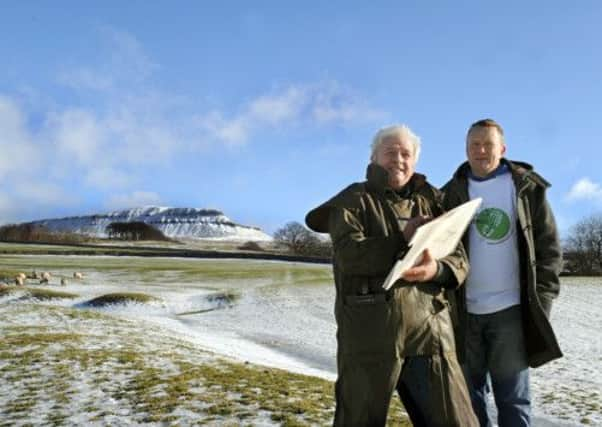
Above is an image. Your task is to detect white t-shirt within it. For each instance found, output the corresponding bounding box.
[466,171,521,314]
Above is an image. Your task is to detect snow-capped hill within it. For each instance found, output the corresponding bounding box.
[30,206,273,241]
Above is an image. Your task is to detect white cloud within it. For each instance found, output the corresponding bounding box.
[566,178,602,202]
[196,112,250,146]
[248,86,309,124]
[0,96,42,179]
[1,28,389,224]
[85,167,133,190]
[101,27,159,82]
[48,108,104,165]
[58,68,113,92]
[105,112,176,165]
[312,82,386,124]
[58,29,387,155]
[14,181,76,206]
[0,179,77,225]
[58,27,158,92]
[105,191,162,211]
[195,82,387,147]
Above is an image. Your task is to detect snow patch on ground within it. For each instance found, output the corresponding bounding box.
[1,257,600,425]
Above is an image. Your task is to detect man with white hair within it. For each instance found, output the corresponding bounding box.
[306,125,477,426]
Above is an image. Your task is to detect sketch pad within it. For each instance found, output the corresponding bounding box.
[382,197,482,290]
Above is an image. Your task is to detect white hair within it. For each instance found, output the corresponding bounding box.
[370,124,421,163]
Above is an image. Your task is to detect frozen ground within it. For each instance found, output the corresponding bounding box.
[1,255,600,425]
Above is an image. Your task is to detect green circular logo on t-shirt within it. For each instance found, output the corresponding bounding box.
[475,208,511,241]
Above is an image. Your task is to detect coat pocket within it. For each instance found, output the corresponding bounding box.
[339,295,396,359]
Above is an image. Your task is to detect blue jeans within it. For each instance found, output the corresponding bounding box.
[465,305,531,427]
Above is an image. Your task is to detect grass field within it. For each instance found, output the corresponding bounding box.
[0,246,410,426]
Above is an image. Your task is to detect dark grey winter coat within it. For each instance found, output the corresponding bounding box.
[442,159,563,368]
[306,163,478,426]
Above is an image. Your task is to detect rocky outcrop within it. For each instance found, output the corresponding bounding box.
[30,206,272,241]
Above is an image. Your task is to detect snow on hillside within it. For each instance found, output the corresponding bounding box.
[29,206,273,241]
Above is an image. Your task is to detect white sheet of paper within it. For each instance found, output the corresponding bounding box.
[382,197,482,290]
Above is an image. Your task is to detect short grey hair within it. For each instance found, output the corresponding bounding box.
[370,124,421,163]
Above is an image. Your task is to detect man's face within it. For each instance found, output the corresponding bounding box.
[466,126,506,178]
[373,135,416,190]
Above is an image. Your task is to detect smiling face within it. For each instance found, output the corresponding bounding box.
[466,126,506,178]
[373,134,416,190]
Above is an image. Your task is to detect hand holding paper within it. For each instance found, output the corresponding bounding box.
[402,248,437,282]
[382,198,482,290]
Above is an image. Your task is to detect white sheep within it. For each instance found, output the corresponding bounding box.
[73,272,84,279]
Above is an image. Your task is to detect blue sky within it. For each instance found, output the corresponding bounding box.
[1,1,601,236]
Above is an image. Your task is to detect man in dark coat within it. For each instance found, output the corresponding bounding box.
[442,118,563,427]
[306,124,477,426]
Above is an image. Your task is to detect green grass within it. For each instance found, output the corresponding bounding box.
[82,292,161,307]
[0,286,79,300]
[0,305,410,426]
[0,252,332,287]
[0,250,409,425]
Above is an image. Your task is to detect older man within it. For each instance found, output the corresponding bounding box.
[442,119,562,427]
[306,125,477,426]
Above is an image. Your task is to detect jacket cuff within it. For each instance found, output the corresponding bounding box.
[432,261,457,288]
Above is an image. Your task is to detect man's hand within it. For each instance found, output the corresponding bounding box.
[402,249,438,282]
[403,215,431,242]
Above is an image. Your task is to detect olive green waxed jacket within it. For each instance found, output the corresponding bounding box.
[306,163,469,360]
[442,159,563,368]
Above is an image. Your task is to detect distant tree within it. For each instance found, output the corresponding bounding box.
[0,223,87,244]
[238,241,264,251]
[564,213,602,274]
[273,221,332,257]
[106,222,170,241]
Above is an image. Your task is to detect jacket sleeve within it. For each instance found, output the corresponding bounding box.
[439,242,469,289]
[329,206,405,276]
[532,187,562,315]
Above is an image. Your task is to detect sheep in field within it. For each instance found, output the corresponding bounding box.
[73,272,84,279]
[15,276,24,286]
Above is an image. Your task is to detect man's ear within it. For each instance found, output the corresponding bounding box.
[502,144,507,155]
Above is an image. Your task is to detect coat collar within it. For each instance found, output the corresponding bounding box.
[451,158,550,191]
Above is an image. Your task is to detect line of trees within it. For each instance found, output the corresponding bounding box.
[271,212,602,275]
[0,223,87,244]
[4,212,600,274]
[105,222,170,241]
